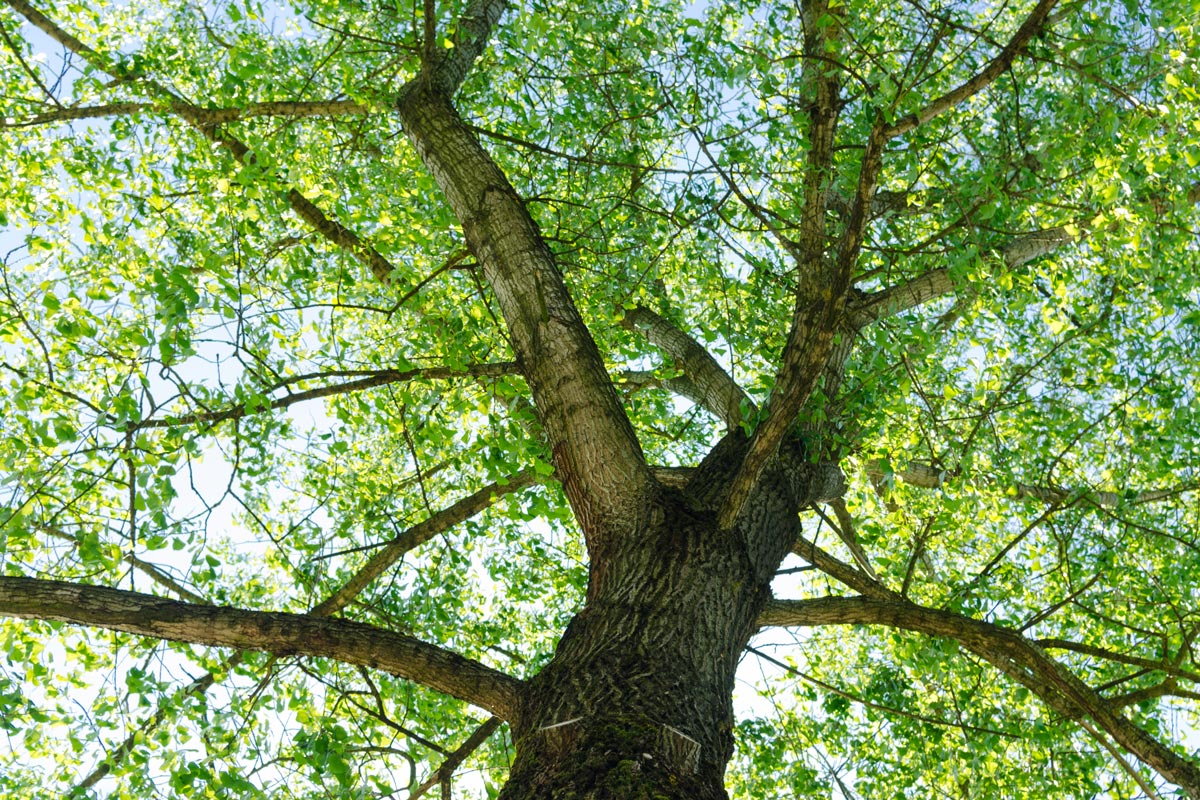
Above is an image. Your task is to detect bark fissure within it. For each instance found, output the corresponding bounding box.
[492,433,843,798]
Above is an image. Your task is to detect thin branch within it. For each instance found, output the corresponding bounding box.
[882,0,1062,140]
[130,362,518,431]
[311,469,538,616]
[409,716,503,800]
[867,458,1199,509]
[1075,717,1165,800]
[71,662,233,794]
[790,532,898,600]
[1110,682,1200,709]
[746,644,1021,739]
[0,99,371,129]
[1,0,398,283]
[1037,639,1200,685]
[0,16,62,106]
[812,500,876,578]
[72,466,524,789]
[38,523,207,604]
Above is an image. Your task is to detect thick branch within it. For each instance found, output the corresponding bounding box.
[760,596,1200,796]
[0,577,523,719]
[422,0,508,97]
[849,224,1079,326]
[883,0,1061,140]
[1002,224,1077,268]
[621,305,753,428]
[396,87,652,541]
[717,0,848,529]
[850,269,955,328]
[791,532,899,600]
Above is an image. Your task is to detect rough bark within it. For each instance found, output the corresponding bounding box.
[491,432,843,799]
[396,84,654,546]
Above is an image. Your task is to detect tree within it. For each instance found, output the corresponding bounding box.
[0,0,1198,795]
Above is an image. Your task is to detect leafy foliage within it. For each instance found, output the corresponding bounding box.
[1,0,1198,797]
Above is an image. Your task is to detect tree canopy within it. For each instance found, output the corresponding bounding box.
[1,0,1199,797]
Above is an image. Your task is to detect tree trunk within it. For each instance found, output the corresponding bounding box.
[394,81,846,799]
[501,494,755,798]
[497,435,839,799]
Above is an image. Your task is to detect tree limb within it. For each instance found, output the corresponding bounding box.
[849,268,955,328]
[396,3,653,542]
[0,99,371,128]
[621,305,753,429]
[130,362,518,431]
[882,0,1062,140]
[717,0,848,529]
[1,0,398,283]
[866,458,1199,508]
[409,716,504,800]
[759,596,1200,796]
[421,0,508,98]
[1036,639,1200,685]
[0,576,524,719]
[849,224,1079,326]
[312,469,539,616]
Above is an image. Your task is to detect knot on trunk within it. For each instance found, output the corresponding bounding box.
[809,461,847,503]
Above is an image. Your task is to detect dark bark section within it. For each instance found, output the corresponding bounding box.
[496,434,842,799]
[0,577,523,719]
[396,85,653,544]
